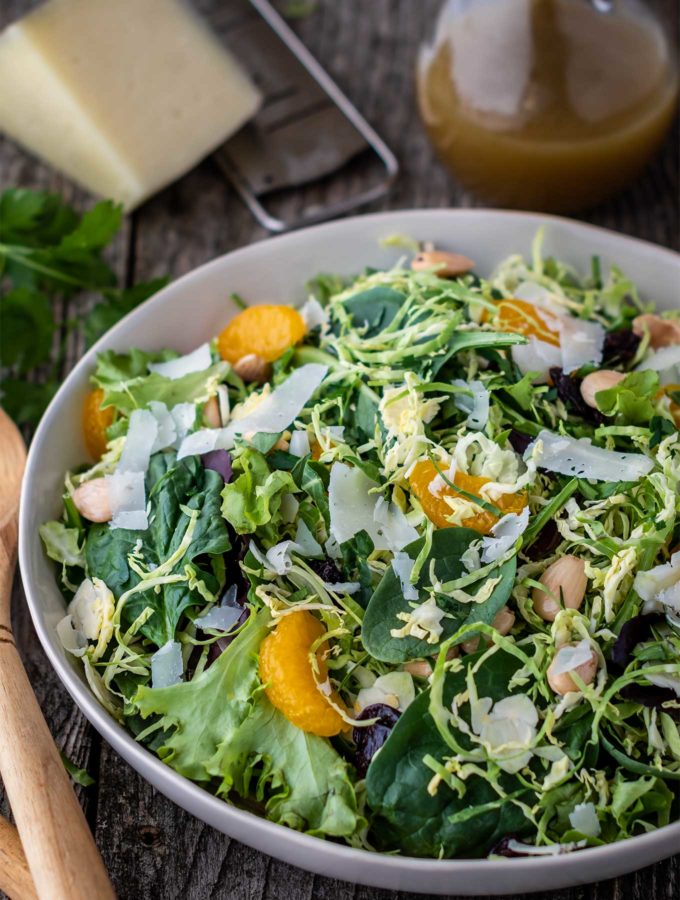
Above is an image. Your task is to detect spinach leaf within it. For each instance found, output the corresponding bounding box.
[366,649,532,857]
[362,527,516,662]
[85,453,230,644]
[337,286,405,337]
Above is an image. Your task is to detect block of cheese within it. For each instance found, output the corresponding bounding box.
[0,0,262,209]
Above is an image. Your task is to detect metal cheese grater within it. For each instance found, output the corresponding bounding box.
[213,0,398,232]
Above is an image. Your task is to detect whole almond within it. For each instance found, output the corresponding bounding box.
[462,605,515,654]
[532,556,587,622]
[202,395,221,428]
[411,250,475,278]
[547,645,598,695]
[633,314,680,349]
[72,478,112,523]
[403,659,433,678]
[233,353,271,384]
[580,369,625,409]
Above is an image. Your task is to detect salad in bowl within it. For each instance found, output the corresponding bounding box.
[40,233,680,860]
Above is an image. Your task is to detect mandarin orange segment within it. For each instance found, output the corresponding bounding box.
[82,388,114,460]
[218,304,306,365]
[495,299,560,347]
[660,383,680,427]
[259,610,347,737]
[409,459,527,535]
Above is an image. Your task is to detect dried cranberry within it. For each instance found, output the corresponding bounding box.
[201,450,233,483]
[549,367,604,424]
[618,683,680,720]
[611,613,664,669]
[353,703,401,777]
[523,520,561,561]
[490,835,529,858]
[602,329,641,366]
[308,557,344,584]
[508,429,533,455]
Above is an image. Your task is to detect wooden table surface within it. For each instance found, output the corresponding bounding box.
[1,1,678,898]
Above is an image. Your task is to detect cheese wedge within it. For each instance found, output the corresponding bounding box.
[0,0,261,208]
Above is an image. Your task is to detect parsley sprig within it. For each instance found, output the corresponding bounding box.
[0,189,167,426]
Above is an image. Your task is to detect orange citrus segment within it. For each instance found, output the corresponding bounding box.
[82,388,114,460]
[659,383,680,427]
[409,459,527,535]
[218,305,306,365]
[495,299,560,347]
[259,610,347,737]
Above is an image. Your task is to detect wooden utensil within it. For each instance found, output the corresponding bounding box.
[0,816,36,900]
[0,409,116,900]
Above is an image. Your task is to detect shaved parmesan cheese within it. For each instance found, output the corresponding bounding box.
[452,379,490,430]
[299,297,328,332]
[216,384,230,426]
[512,337,562,382]
[391,552,419,601]
[373,495,419,552]
[264,540,299,575]
[117,409,158,473]
[558,317,604,374]
[569,802,601,838]
[323,580,361,595]
[528,429,654,482]
[329,464,418,552]
[325,534,342,560]
[147,343,211,380]
[329,463,379,545]
[176,428,225,460]
[481,506,529,563]
[637,344,680,386]
[289,429,311,457]
[171,402,197,445]
[551,640,593,676]
[148,400,176,452]
[228,363,327,437]
[106,470,148,530]
[356,672,415,713]
[197,603,242,632]
[151,640,183,688]
[634,552,680,613]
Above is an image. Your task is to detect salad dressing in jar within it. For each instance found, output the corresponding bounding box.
[417,0,678,211]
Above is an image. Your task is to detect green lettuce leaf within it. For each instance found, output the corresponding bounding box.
[595,370,660,424]
[221,449,296,542]
[134,610,267,781]
[135,610,360,837]
[92,348,229,417]
[210,693,360,837]
[39,521,85,568]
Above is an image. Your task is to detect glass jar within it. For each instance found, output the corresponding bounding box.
[417,0,678,212]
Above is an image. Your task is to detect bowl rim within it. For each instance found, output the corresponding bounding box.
[18,207,680,891]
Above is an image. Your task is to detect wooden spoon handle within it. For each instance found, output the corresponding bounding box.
[0,815,36,900]
[0,635,116,900]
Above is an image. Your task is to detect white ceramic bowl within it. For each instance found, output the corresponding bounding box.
[19,210,680,895]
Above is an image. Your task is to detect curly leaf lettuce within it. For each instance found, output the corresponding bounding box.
[135,610,360,837]
[221,449,297,542]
